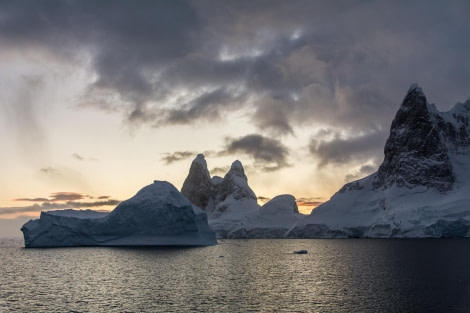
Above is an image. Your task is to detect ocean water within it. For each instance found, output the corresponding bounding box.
[1,238,470,313]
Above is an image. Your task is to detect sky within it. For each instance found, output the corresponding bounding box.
[1,0,470,237]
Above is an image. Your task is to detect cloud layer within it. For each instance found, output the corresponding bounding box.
[0,199,120,216]
[0,192,119,216]
[1,1,469,174]
[162,134,289,172]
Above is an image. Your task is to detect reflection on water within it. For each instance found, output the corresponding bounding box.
[1,238,470,312]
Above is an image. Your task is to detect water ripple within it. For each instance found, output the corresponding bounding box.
[1,238,470,312]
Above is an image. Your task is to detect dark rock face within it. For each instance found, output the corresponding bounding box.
[210,176,223,200]
[181,155,257,215]
[181,154,212,210]
[373,84,456,193]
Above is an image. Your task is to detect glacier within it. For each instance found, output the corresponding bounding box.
[287,84,470,238]
[21,180,217,247]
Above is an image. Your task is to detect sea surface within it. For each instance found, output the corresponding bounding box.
[1,238,470,313]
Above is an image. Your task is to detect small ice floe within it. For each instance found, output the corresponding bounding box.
[293,249,308,254]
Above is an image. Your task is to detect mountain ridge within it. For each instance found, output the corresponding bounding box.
[288,84,470,238]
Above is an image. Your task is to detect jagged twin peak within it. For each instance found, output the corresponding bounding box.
[181,155,304,238]
[181,154,257,217]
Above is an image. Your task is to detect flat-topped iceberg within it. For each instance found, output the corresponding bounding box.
[21,180,217,247]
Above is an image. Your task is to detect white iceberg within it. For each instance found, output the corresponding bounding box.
[21,180,217,247]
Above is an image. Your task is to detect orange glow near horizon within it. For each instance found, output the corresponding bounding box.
[1,200,320,219]
[296,200,324,215]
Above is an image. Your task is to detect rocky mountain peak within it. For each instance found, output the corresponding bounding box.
[288,84,470,239]
[226,160,244,176]
[181,154,212,210]
[216,160,257,202]
[407,82,424,96]
[181,157,257,217]
[373,84,455,193]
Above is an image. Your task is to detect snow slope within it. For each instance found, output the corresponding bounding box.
[21,181,217,247]
[227,195,305,238]
[207,160,259,237]
[288,84,470,238]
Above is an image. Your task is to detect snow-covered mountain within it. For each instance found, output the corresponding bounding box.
[182,156,259,237]
[182,156,258,212]
[21,181,217,247]
[181,155,305,238]
[227,194,304,238]
[288,84,470,238]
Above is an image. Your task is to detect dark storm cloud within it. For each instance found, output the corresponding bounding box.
[0,1,203,107]
[223,134,290,171]
[165,87,247,125]
[210,166,229,176]
[345,164,377,183]
[161,150,220,164]
[252,97,295,135]
[1,1,470,139]
[162,138,289,172]
[15,192,88,202]
[309,129,388,167]
[161,151,195,164]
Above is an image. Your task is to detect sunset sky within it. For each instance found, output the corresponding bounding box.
[1,1,469,236]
